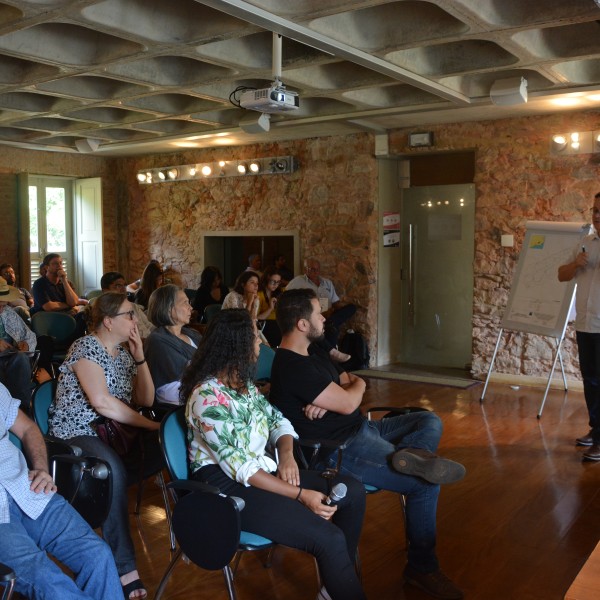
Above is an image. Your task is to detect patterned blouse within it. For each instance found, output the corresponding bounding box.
[48,335,136,439]
[222,291,260,318]
[186,378,297,486]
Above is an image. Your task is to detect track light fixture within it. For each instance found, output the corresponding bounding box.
[136,156,298,184]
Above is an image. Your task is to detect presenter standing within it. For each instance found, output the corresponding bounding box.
[558,191,600,460]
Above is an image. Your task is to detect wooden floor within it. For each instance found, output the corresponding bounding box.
[128,377,600,600]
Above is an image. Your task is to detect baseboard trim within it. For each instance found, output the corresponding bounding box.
[485,372,583,392]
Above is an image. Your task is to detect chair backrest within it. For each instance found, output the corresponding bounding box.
[160,406,190,482]
[8,431,21,451]
[256,344,275,381]
[172,489,241,571]
[31,311,77,343]
[203,304,222,323]
[31,379,57,435]
[85,288,103,300]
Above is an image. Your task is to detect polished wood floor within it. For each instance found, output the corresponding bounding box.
[128,378,600,600]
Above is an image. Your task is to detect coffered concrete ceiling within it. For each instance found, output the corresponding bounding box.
[0,0,599,156]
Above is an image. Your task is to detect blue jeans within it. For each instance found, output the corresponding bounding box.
[0,493,122,599]
[576,331,600,443]
[325,411,443,573]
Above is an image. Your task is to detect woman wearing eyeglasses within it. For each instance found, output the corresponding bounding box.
[257,266,284,347]
[145,285,201,407]
[48,292,159,600]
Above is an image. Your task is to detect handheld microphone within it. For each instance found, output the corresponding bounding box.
[324,482,347,505]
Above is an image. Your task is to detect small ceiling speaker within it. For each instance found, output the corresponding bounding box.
[239,112,271,134]
[75,138,101,153]
[490,76,528,105]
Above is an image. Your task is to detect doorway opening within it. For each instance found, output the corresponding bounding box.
[203,231,299,287]
[378,151,475,375]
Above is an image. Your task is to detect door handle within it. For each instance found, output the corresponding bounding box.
[408,224,416,327]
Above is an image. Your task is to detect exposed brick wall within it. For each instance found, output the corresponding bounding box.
[2,110,600,380]
[0,173,17,267]
[389,110,600,379]
[116,135,379,352]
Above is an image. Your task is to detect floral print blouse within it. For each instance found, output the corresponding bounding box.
[48,335,136,439]
[186,377,297,486]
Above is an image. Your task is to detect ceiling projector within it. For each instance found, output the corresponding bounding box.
[239,84,299,113]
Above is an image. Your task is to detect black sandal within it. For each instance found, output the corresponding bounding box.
[122,578,147,600]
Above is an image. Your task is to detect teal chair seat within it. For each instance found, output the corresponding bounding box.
[156,406,273,600]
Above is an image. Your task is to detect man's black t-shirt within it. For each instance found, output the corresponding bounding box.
[270,347,363,441]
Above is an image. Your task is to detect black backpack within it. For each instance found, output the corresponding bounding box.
[339,330,370,371]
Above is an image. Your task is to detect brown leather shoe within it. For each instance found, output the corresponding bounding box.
[403,565,463,599]
[576,430,594,446]
[392,448,466,484]
[582,444,600,461]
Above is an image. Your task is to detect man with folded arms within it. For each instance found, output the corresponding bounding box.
[270,288,465,600]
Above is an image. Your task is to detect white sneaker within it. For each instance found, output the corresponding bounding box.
[316,587,332,600]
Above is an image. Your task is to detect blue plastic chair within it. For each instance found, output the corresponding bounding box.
[256,344,275,381]
[156,407,273,600]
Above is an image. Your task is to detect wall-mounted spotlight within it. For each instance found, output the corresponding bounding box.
[551,131,594,155]
[136,156,298,184]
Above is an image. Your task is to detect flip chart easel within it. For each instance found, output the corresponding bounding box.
[480,221,589,418]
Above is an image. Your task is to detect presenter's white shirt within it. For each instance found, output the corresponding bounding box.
[570,231,600,333]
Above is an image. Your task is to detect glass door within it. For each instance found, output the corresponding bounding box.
[400,184,475,368]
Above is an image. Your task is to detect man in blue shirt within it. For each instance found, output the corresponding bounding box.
[0,382,122,598]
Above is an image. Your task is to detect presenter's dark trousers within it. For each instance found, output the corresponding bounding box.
[576,331,600,443]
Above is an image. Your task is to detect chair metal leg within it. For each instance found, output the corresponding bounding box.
[222,565,238,600]
[399,493,409,549]
[153,548,183,600]
[0,563,16,600]
[157,471,176,552]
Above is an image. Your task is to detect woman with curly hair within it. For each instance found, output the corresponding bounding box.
[181,309,366,600]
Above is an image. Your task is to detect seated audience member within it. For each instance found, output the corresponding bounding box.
[192,266,229,322]
[274,254,294,286]
[145,285,200,406]
[31,253,88,315]
[133,261,164,310]
[126,260,161,296]
[257,266,283,347]
[0,382,122,599]
[48,292,161,600]
[100,272,154,339]
[245,253,263,277]
[0,277,37,410]
[182,309,367,600]
[286,258,356,350]
[222,271,260,319]
[270,289,466,600]
[0,262,33,319]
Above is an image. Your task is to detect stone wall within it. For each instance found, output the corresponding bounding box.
[118,135,379,352]
[389,110,600,380]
